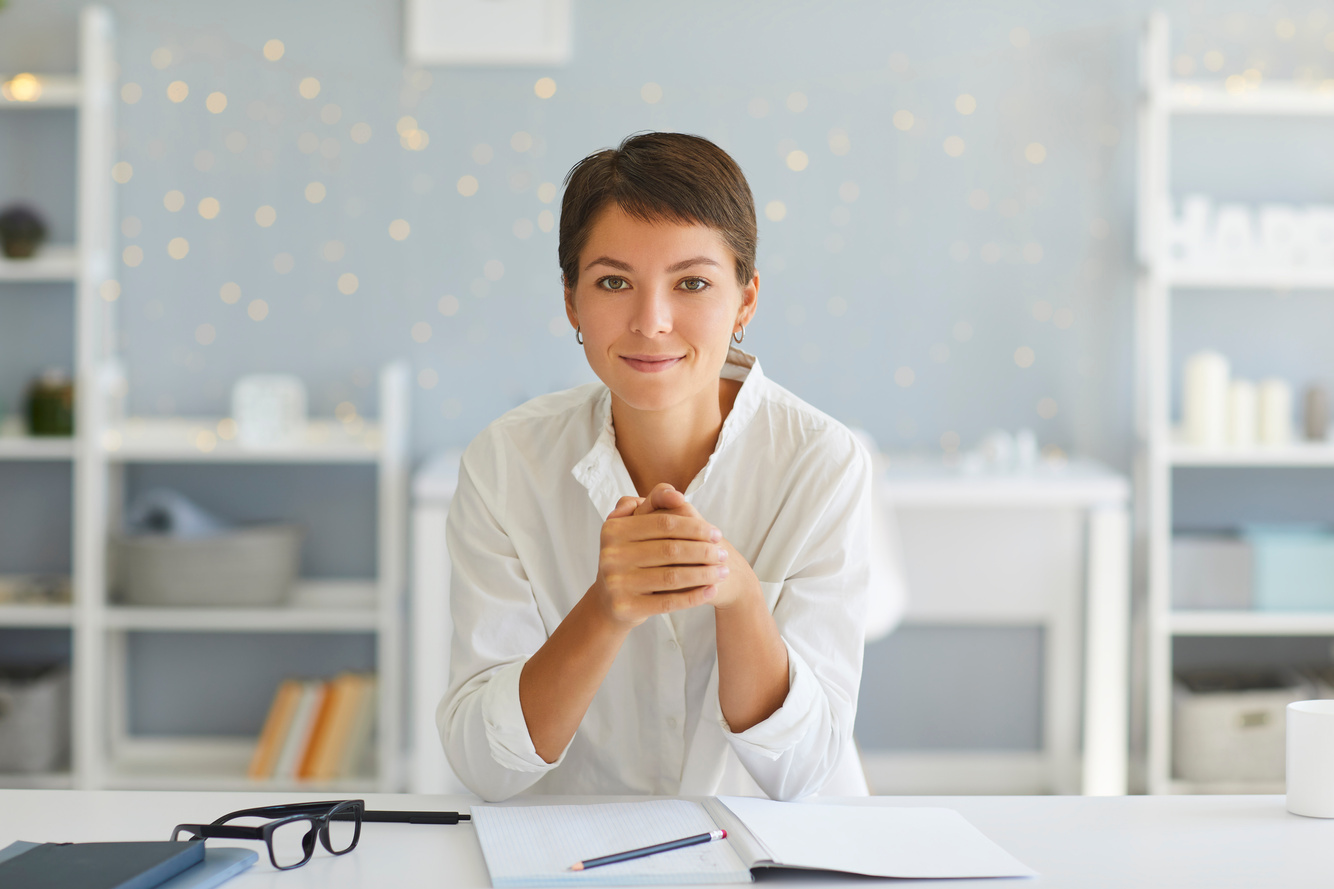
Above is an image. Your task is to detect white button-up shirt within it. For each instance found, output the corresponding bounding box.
[438,348,871,802]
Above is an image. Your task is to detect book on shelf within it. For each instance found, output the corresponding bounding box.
[247,679,301,780]
[337,675,377,779]
[248,674,376,782]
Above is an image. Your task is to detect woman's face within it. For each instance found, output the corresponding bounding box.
[565,203,758,415]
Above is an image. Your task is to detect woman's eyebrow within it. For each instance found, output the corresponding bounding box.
[665,256,721,273]
[584,256,633,272]
[583,256,720,273]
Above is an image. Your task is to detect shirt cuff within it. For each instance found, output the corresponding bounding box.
[720,639,821,760]
[480,659,567,774]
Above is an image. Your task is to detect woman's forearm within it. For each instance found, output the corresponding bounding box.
[715,571,790,732]
[519,589,631,763]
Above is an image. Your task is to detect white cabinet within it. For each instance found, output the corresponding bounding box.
[1137,12,1334,794]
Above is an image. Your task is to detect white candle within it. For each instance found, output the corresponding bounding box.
[1258,378,1293,446]
[1227,379,1257,447]
[1184,351,1230,448]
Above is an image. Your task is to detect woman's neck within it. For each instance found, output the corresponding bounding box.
[611,377,742,497]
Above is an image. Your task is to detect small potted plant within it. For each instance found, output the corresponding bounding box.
[0,204,48,259]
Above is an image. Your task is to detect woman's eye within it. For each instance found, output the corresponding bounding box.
[598,276,629,291]
[679,277,708,292]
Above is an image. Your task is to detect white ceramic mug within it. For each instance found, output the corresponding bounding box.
[1287,700,1334,818]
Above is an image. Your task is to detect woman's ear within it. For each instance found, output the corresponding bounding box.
[564,278,579,331]
[738,270,759,328]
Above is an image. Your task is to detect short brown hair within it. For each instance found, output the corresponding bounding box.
[558,132,757,288]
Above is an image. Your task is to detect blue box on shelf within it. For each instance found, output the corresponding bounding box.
[1245,524,1334,612]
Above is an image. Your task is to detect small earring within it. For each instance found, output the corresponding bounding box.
[575,326,584,345]
[732,325,745,344]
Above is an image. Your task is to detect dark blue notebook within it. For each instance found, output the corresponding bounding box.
[0,840,204,889]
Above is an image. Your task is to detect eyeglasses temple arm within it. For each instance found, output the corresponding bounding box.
[344,810,469,824]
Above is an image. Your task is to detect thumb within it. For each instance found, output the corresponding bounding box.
[638,483,686,515]
[608,496,643,519]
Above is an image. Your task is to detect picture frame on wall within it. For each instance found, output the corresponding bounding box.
[404,0,571,65]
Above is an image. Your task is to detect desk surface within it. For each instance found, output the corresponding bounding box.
[1,791,1329,888]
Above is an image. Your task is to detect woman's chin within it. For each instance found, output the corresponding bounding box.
[608,378,695,414]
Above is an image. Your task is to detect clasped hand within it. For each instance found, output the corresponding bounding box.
[592,483,752,628]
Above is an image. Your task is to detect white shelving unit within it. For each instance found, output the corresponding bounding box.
[97,363,410,793]
[1137,12,1334,795]
[1,9,411,794]
[0,7,115,794]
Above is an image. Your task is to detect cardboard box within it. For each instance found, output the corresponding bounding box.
[1173,667,1310,783]
[1171,534,1252,610]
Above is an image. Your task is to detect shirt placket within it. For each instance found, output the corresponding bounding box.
[656,614,687,793]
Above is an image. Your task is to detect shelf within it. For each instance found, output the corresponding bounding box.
[1166,267,1334,290]
[0,434,77,461]
[0,74,79,108]
[1167,80,1334,116]
[106,417,384,463]
[0,604,74,627]
[105,737,377,792]
[0,245,79,281]
[0,771,75,789]
[1168,610,1334,636]
[105,580,379,632]
[1168,441,1334,467]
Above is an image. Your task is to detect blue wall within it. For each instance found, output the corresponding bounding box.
[6,0,1333,465]
[7,0,1334,756]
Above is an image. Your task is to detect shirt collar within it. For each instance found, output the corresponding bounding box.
[571,347,765,518]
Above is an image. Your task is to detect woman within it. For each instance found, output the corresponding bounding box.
[439,132,871,802]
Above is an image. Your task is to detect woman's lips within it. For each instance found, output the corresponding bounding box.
[620,355,684,373]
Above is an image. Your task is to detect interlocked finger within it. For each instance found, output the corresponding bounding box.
[639,539,727,568]
[610,513,719,544]
[649,587,716,614]
[638,564,728,594]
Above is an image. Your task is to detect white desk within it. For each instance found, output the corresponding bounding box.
[1,791,1329,888]
[878,458,1130,797]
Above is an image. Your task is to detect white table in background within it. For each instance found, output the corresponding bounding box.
[1,790,1329,888]
[879,457,1131,796]
[410,452,1132,797]
[409,450,466,795]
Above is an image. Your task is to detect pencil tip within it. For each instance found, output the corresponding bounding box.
[570,864,583,871]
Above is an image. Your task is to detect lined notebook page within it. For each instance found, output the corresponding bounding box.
[470,800,752,887]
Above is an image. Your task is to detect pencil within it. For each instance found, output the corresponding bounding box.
[569,829,727,871]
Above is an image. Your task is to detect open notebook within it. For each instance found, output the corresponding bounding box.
[470,797,1035,887]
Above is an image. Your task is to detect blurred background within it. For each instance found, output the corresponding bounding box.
[3,0,1334,798]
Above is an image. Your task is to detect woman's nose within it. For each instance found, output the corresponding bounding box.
[629,284,672,336]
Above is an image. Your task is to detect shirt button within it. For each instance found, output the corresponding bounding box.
[666,717,678,729]
[666,639,679,651]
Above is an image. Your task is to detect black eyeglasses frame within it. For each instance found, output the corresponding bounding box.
[171,799,365,870]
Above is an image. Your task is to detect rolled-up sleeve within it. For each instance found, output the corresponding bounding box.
[721,435,872,800]
[436,439,565,801]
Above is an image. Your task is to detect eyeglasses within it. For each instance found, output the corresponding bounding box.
[172,799,364,870]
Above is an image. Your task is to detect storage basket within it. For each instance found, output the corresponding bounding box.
[1171,534,1252,610]
[1173,667,1310,783]
[112,524,302,607]
[0,664,70,774]
[1245,524,1334,611]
